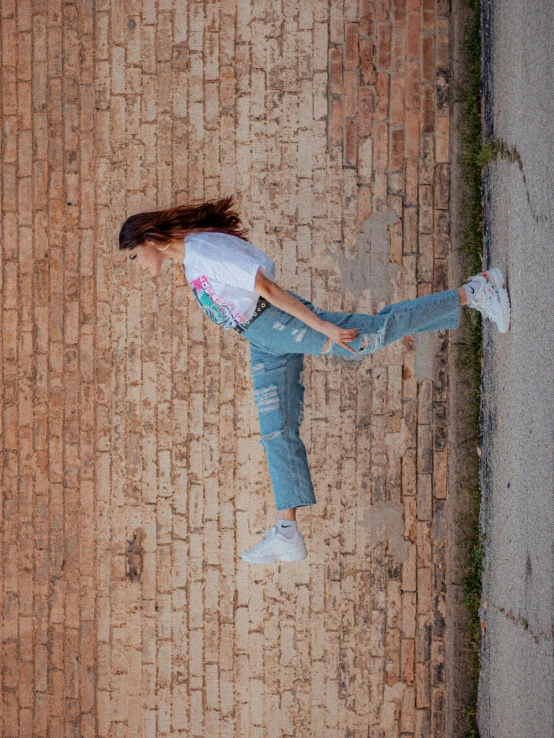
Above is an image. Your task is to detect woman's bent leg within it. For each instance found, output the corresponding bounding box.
[320,288,462,356]
[248,344,317,511]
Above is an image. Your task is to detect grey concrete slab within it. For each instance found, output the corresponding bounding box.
[478,1,554,735]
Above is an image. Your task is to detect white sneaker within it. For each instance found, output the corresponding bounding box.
[240,525,308,564]
[466,268,511,333]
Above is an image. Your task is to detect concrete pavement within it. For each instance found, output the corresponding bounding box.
[477,0,554,735]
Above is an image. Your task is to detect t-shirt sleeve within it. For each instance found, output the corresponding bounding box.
[203,241,269,293]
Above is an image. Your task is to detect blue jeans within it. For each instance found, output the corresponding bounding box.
[241,289,461,511]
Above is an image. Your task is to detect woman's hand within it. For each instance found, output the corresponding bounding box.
[319,321,361,355]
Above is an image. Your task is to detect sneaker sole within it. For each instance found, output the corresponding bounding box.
[483,268,511,333]
[241,548,308,564]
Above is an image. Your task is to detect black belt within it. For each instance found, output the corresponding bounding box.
[232,296,271,334]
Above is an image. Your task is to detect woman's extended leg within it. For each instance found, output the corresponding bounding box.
[320,286,467,353]
[243,287,463,358]
[319,287,462,357]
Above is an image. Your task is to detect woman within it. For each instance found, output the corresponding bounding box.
[119,196,511,565]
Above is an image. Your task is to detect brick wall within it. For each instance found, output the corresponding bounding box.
[1,0,453,736]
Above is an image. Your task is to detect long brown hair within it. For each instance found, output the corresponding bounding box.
[118,195,250,251]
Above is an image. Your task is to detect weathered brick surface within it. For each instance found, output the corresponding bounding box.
[1,0,453,735]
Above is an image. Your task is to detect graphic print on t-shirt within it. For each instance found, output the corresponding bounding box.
[190,274,250,330]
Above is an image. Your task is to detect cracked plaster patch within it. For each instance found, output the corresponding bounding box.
[325,208,401,306]
[324,209,401,364]
[357,500,411,563]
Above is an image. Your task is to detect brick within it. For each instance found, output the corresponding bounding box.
[376,0,390,21]
[403,205,418,253]
[433,164,449,211]
[417,567,432,613]
[402,638,415,683]
[434,402,448,451]
[376,22,392,69]
[433,450,448,499]
[422,0,435,29]
[401,684,416,732]
[417,520,432,567]
[345,23,359,67]
[407,11,420,58]
[390,77,405,123]
[402,592,416,637]
[344,69,358,117]
[329,98,343,145]
[329,46,343,93]
[416,661,431,707]
[375,71,390,119]
[418,233,434,283]
[344,118,358,166]
[358,135,373,182]
[386,627,401,682]
[360,38,376,85]
[406,60,420,108]
[416,708,431,738]
[359,88,374,135]
[421,85,435,133]
[437,68,450,114]
[401,438,416,492]
[402,543,417,594]
[436,18,449,68]
[404,157,418,204]
[314,22,329,71]
[3,18,16,66]
[360,0,375,36]
[436,116,450,162]
[373,170,389,212]
[390,128,404,171]
[389,219,403,265]
[432,688,446,735]
[392,0,407,26]
[329,2,344,43]
[420,37,433,84]
[405,108,419,157]
[417,474,433,520]
[434,210,450,258]
[419,133,435,183]
[418,184,433,233]
[374,121,389,169]
[391,25,406,74]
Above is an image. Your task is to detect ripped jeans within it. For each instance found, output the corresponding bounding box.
[241,289,461,511]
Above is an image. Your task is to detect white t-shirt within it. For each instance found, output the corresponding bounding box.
[182,231,276,330]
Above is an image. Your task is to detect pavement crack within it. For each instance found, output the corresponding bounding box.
[488,602,553,644]
[480,136,548,224]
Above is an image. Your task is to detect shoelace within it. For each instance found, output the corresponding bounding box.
[260,527,273,536]
[472,277,498,309]
[256,525,277,543]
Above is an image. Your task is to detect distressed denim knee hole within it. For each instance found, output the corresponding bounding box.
[260,429,284,441]
[358,326,386,354]
[291,327,307,342]
[253,384,280,413]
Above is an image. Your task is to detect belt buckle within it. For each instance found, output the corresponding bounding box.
[236,298,267,334]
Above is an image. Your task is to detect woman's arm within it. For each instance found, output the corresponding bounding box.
[254,271,360,353]
[254,271,326,333]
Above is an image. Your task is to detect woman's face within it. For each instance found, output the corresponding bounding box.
[128,240,164,276]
